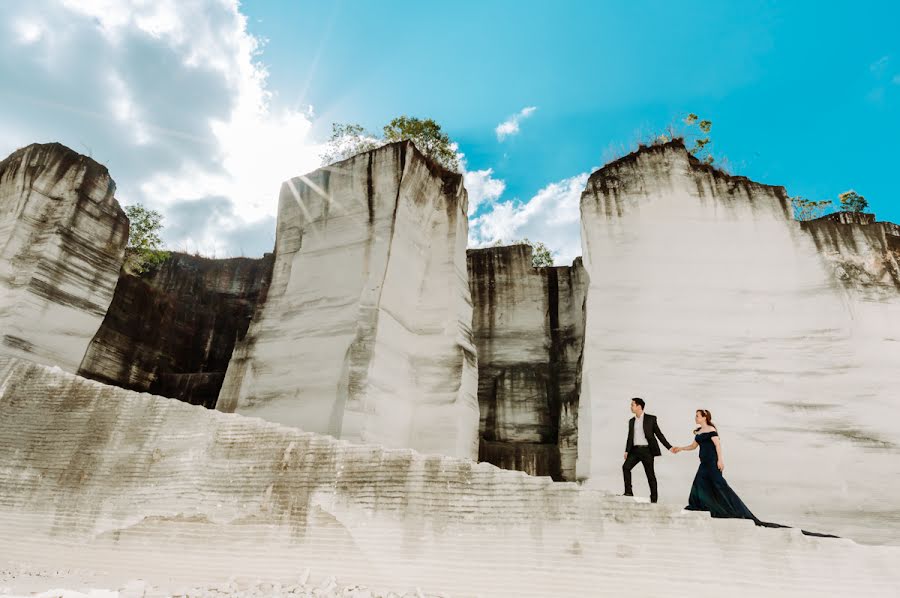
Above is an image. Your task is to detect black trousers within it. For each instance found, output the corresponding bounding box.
[623,446,658,502]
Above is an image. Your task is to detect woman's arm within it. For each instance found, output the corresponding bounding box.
[712,436,724,471]
[673,440,699,453]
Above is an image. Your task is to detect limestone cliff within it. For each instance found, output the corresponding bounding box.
[801,212,900,300]
[78,252,274,408]
[217,141,479,459]
[0,143,127,372]
[467,245,585,481]
[2,357,898,597]
[578,140,900,540]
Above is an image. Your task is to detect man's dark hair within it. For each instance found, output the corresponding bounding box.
[631,397,645,409]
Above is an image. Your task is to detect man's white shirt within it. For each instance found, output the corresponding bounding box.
[633,414,648,446]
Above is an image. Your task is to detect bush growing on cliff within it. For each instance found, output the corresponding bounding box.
[790,196,833,221]
[382,116,460,171]
[320,116,460,172]
[491,238,554,267]
[123,204,170,275]
[682,113,715,165]
[319,123,381,166]
[838,190,868,213]
[633,113,719,167]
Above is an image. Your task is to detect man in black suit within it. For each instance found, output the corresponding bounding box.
[623,397,674,503]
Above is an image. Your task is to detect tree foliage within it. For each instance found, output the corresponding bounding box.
[790,196,833,221]
[641,112,718,166]
[838,190,868,213]
[319,116,460,172]
[683,113,715,165]
[318,123,381,166]
[382,116,460,171]
[492,238,554,267]
[123,204,170,275]
[790,190,871,221]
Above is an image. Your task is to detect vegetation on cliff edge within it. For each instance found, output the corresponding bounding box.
[123,204,170,275]
[320,116,460,172]
[492,238,554,267]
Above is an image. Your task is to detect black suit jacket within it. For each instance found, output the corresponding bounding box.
[626,413,672,457]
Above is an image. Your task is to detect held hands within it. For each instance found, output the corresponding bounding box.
[717,460,725,472]
[623,452,628,461]
[670,447,680,454]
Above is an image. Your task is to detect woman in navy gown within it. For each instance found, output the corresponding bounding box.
[673,409,836,537]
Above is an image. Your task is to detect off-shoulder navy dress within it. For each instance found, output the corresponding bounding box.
[684,430,836,538]
[685,431,758,519]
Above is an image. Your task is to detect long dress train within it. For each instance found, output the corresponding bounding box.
[684,431,837,538]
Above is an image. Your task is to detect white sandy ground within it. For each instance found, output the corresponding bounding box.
[0,567,444,598]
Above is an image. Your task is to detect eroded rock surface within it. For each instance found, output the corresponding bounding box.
[1,357,898,598]
[0,143,127,372]
[78,252,274,408]
[578,140,900,543]
[217,142,479,459]
[801,213,900,300]
[467,245,585,480]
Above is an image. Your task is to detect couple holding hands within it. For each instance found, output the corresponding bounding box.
[622,397,835,537]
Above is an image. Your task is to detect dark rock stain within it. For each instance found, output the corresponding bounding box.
[78,252,275,408]
[466,245,586,481]
[366,152,375,224]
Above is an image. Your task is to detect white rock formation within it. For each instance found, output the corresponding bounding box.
[467,245,586,481]
[578,141,900,544]
[217,142,479,459]
[0,143,127,373]
[2,357,898,597]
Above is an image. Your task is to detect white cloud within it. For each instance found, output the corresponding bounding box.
[495,106,537,141]
[0,0,321,257]
[454,148,506,217]
[469,171,591,266]
[463,168,505,216]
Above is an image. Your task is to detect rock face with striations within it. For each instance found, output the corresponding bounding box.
[467,245,585,480]
[217,141,479,459]
[78,252,275,408]
[800,211,900,299]
[0,143,127,372]
[2,358,899,597]
[578,140,900,541]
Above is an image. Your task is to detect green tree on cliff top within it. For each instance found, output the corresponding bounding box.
[123,204,170,275]
[491,238,554,267]
[682,113,715,165]
[382,116,460,171]
[790,196,833,221]
[320,116,460,172]
[790,190,871,221]
[838,190,868,213]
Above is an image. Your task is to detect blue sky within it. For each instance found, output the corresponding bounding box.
[1,1,898,262]
[244,0,899,220]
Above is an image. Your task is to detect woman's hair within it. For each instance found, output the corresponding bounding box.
[693,409,716,434]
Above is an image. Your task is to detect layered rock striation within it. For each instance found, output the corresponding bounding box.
[800,212,900,300]
[78,252,275,408]
[217,142,479,459]
[467,245,585,480]
[2,357,898,597]
[0,143,127,372]
[578,140,900,543]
